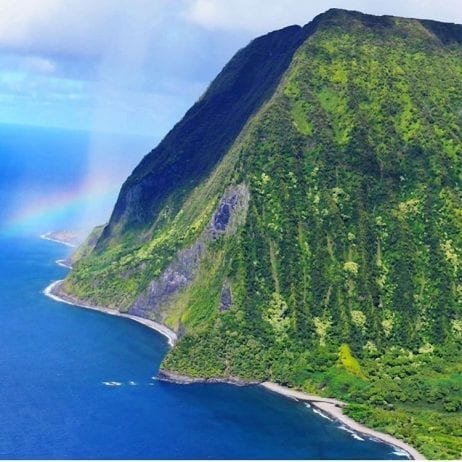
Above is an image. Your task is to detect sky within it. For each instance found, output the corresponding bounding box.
[0,0,461,138]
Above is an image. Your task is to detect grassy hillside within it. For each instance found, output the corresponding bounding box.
[65,9,461,459]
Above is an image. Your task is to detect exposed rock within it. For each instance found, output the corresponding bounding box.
[158,369,260,386]
[177,321,186,339]
[206,183,250,239]
[219,281,233,312]
[129,184,249,321]
[129,241,204,319]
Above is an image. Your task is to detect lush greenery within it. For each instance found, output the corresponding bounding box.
[66,10,462,459]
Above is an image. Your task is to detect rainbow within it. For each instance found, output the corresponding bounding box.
[2,177,120,236]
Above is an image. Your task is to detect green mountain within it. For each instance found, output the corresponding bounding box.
[62,9,462,458]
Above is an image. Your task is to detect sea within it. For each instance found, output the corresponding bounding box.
[0,123,410,459]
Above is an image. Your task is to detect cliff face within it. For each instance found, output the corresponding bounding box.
[64,9,462,458]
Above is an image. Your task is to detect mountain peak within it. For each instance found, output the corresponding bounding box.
[63,10,462,458]
[309,8,462,44]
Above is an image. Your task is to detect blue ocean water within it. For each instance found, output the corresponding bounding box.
[0,124,409,459]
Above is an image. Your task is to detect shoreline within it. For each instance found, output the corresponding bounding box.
[40,232,78,248]
[41,234,424,460]
[157,370,425,460]
[44,280,177,347]
[56,259,73,269]
[260,382,426,460]
[158,369,260,386]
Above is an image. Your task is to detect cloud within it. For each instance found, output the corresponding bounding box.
[0,0,460,136]
[0,0,205,133]
[0,0,179,58]
[185,0,462,33]
[1,1,460,64]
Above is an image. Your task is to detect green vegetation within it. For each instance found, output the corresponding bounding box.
[65,10,462,459]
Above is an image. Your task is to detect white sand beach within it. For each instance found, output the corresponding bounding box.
[44,280,177,347]
[261,382,426,460]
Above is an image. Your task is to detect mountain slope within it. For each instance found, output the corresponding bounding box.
[63,9,462,459]
[98,23,314,245]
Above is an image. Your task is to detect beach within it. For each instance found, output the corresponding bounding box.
[44,280,177,347]
[261,382,426,460]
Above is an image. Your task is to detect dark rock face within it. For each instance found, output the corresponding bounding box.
[213,203,231,231]
[219,281,233,312]
[129,241,205,319]
[129,184,249,321]
[208,186,248,239]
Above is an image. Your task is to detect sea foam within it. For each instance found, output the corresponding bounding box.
[337,424,365,441]
[308,405,334,421]
[102,381,122,387]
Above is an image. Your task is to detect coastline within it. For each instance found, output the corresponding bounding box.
[40,232,77,248]
[44,284,425,460]
[44,280,177,347]
[41,233,425,460]
[158,369,260,386]
[157,369,425,460]
[260,382,426,460]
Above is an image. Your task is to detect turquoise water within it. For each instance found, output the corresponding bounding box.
[0,124,409,459]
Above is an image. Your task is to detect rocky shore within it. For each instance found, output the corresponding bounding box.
[158,369,260,386]
[156,372,425,460]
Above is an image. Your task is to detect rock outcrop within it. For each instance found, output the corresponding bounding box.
[129,184,249,321]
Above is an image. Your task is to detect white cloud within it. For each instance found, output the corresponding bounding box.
[0,1,460,61]
[0,0,460,136]
[0,0,178,58]
[185,0,462,33]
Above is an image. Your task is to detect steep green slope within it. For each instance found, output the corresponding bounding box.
[98,23,315,246]
[64,9,462,459]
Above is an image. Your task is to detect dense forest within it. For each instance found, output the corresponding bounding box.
[63,10,461,458]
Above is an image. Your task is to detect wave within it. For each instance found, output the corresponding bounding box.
[337,424,365,441]
[102,381,122,387]
[391,448,410,457]
[308,405,334,422]
[56,259,73,269]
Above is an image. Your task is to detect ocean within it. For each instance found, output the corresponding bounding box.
[0,123,409,459]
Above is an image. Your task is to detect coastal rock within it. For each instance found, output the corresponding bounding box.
[158,369,260,386]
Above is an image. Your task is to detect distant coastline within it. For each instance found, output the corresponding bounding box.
[40,231,80,248]
[41,232,424,460]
